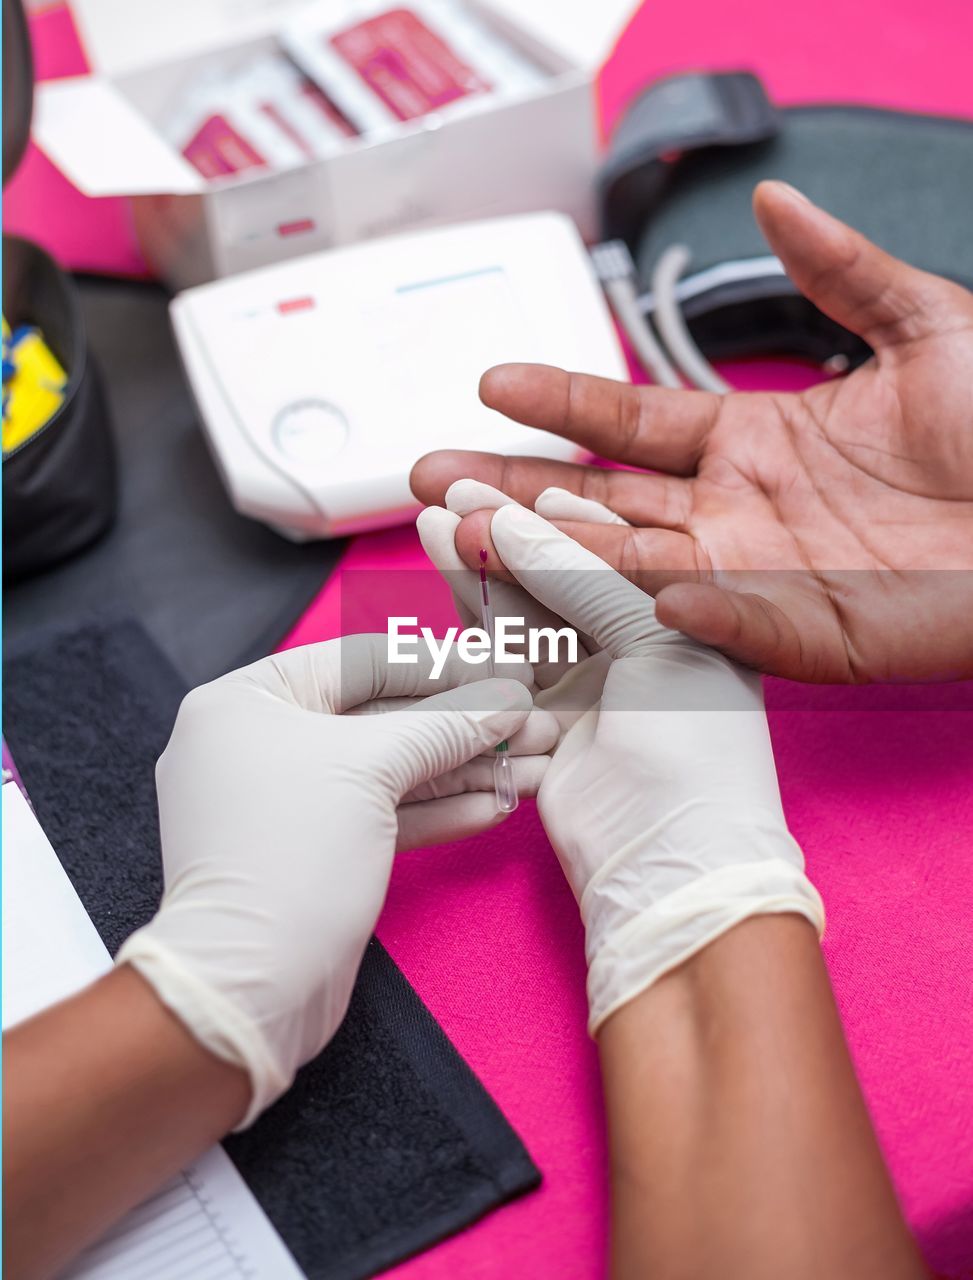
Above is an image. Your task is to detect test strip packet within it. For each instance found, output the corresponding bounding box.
[165,53,356,181]
[280,0,543,135]
[166,77,300,181]
[233,54,358,162]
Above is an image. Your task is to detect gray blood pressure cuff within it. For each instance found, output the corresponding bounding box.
[599,72,973,366]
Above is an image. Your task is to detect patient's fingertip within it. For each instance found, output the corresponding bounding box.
[754,178,813,212]
[410,452,439,501]
[478,363,518,406]
[479,361,557,412]
[454,510,498,567]
[410,450,470,504]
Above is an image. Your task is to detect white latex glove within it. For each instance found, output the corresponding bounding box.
[117,635,555,1125]
[480,499,825,1034]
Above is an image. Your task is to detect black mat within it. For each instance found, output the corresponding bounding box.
[3,619,540,1280]
[3,277,343,687]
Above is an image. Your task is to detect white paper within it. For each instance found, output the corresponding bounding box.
[2,786,112,1026]
[66,0,305,78]
[1,783,305,1280]
[33,77,203,197]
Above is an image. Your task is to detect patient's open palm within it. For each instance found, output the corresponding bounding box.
[412,183,973,682]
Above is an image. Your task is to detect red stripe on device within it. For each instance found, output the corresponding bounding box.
[276,218,316,237]
[276,296,315,315]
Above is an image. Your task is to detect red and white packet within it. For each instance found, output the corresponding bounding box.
[280,0,543,134]
[165,53,357,182]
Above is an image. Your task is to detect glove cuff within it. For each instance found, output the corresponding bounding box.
[586,857,826,1036]
[116,929,289,1129]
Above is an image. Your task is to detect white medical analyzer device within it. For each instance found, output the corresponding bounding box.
[170,212,628,540]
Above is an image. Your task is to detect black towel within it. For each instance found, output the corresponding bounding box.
[3,277,344,688]
[3,619,540,1280]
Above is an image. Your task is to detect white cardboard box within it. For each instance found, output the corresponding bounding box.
[33,0,637,289]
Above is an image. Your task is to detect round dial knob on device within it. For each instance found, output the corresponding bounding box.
[272,400,348,467]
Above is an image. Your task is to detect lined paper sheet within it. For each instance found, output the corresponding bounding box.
[2,782,304,1280]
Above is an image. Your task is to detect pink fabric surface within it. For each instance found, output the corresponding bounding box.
[10,1,973,1275]
[286,553,973,1280]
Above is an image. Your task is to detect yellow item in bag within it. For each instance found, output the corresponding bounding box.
[2,317,67,454]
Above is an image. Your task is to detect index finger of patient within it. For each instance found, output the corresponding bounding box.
[453,510,698,598]
[412,449,598,510]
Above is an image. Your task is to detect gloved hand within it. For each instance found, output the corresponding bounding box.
[417,477,606,698]
[434,492,825,1034]
[117,635,555,1125]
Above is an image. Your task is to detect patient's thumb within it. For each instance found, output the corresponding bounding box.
[753,180,963,353]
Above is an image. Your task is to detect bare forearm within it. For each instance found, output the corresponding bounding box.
[599,915,926,1280]
[4,966,250,1280]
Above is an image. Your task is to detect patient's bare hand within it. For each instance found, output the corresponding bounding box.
[411,182,973,683]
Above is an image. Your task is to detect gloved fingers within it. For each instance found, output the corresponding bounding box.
[417,503,530,634]
[420,499,588,688]
[534,486,630,526]
[401,752,549,803]
[370,677,534,797]
[414,506,480,632]
[345,694,421,716]
[534,651,611,739]
[488,504,675,659]
[445,477,606,644]
[444,476,521,517]
[499,705,559,755]
[536,699,601,825]
[349,696,559,757]
[598,648,764,717]
[443,480,601,669]
[396,792,518,851]
[246,633,534,714]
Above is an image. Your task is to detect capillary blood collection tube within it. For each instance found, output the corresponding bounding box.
[479,549,518,813]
